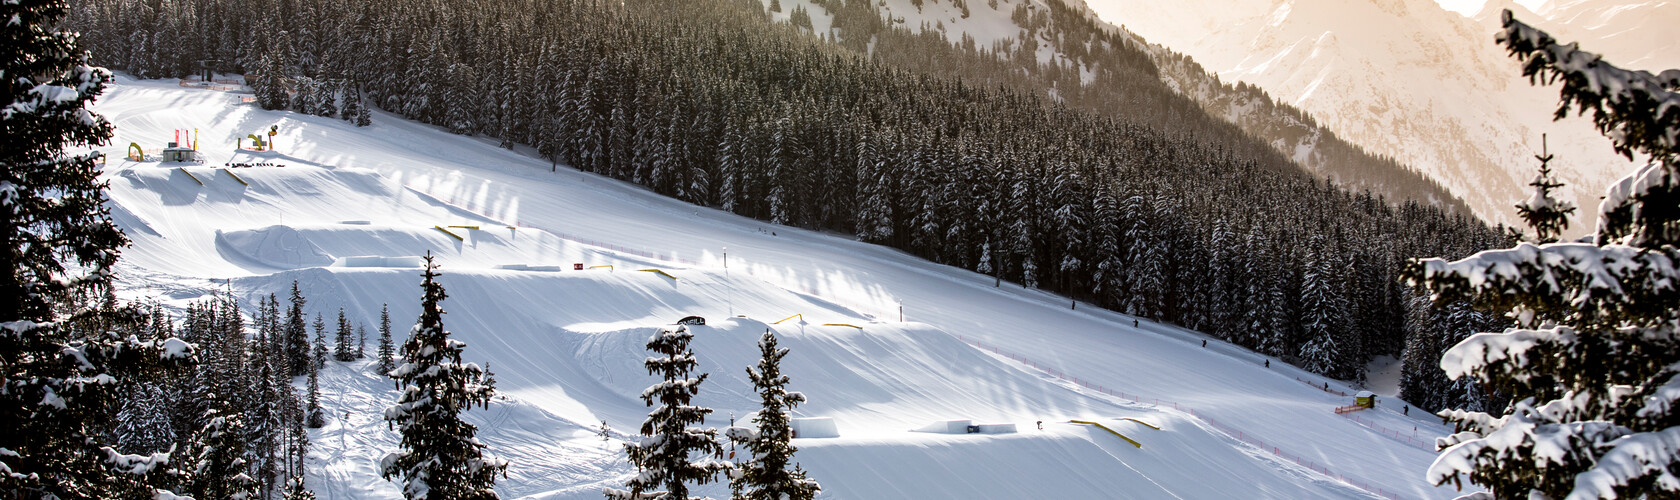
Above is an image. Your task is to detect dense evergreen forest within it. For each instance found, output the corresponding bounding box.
[70,0,1504,406]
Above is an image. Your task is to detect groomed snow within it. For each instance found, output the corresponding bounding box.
[95,76,1463,498]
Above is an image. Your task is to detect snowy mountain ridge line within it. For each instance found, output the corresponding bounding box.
[93,75,1460,498]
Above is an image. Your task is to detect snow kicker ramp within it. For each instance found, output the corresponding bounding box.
[105,164,664,278]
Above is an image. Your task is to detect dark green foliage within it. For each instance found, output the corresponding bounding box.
[1404,12,1680,498]
[378,303,395,374]
[286,282,311,377]
[382,254,505,499]
[728,330,819,500]
[182,409,260,500]
[606,325,730,500]
[1513,137,1576,244]
[334,308,355,362]
[0,0,195,496]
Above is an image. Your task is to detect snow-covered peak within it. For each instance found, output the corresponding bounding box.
[1084,0,1661,235]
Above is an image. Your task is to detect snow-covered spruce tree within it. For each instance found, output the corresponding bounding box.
[182,407,259,500]
[115,381,176,455]
[1513,136,1577,244]
[1,0,194,496]
[353,87,372,127]
[1407,11,1680,499]
[605,324,731,500]
[305,354,326,429]
[312,312,328,370]
[334,308,355,362]
[726,329,819,500]
[247,338,285,499]
[284,473,316,500]
[286,281,311,377]
[1298,234,1352,379]
[382,254,506,499]
[378,303,395,375]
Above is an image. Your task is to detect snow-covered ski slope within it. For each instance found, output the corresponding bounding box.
[95,77,1462,499]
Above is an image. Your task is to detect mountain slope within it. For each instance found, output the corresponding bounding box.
[1087,0,1659,233]
[772,0,1475,216]
[96,76,1461,498]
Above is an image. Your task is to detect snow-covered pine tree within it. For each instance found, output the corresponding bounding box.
[726,329,819,500]
[335,308,355,362]
[115,382,176,455]
[314,78,338,118]
[354,88,373,127]
[1409,11,1680,498]
[253,52,288,111]
[341,80,361,124]
[247,339,285,499]
[287,281,311,377]
[854,128,893,243]
[183,407,260,500]
[312,312,328,370]
[378,303,395,374]
[1120,195,1164,318]
[1297,234,1351,379]
[0,1,193,495]
[445,62,477,136]
[605,324,730,500]
[358,324,368,359]
[291,76,317,116]
[305,355,325,429]
[284,473,316,500]
[382,254,506,499]
[1512,135,1576,244]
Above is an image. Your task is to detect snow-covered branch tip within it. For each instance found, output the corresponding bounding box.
[1497,9,1680,161]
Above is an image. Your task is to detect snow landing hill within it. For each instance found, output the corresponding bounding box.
[1082,0,1676,235]
[96,77,1462,498]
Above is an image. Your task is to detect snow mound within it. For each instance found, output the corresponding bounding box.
[215,225,333,269]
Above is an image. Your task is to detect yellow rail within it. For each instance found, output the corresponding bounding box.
[822,323,863,329]
[773,314,803,325]
[1071,420,1141,448]
[589,265,614,270]
[221,168,249,186]
[1122,418,1160,430]
[448,225,480,230]
[433,226,463,241]
[639,268,677,280]
[178,167,203,185]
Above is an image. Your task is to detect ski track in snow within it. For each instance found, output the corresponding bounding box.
[96,76,1464,499]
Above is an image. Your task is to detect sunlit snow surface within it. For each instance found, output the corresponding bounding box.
[95,76,1462,499]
